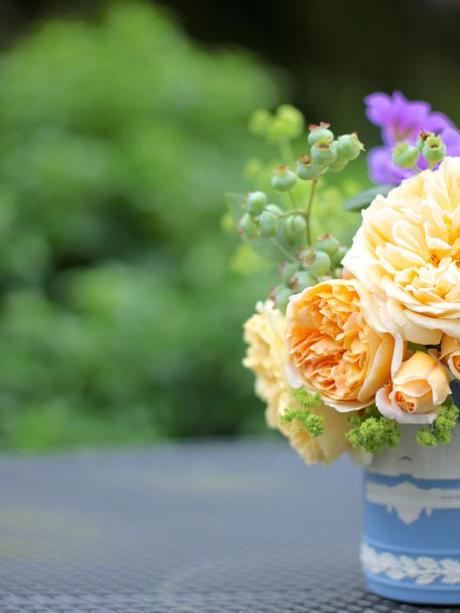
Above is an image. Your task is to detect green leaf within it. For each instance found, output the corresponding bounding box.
[343,185,393,212]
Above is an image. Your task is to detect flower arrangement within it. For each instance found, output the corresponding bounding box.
[228,92,460,463]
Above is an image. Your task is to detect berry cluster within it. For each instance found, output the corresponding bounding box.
[392,130,447,170]
[233,107,364,312]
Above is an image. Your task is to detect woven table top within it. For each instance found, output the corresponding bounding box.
[0,440,455,613]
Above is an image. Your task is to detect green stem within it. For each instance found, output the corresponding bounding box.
[287,190,297,209]
[279,209,307,218]
[305,179,318,246]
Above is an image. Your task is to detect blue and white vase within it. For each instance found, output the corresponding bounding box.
[361,425,460,605]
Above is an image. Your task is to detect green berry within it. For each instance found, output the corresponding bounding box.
[306,250,331,276]
[329,157,348,173]
[258,211,278,238]
[239,213,259,239]
[301,247,316,265]
[310,141,338,167]
[292,270,316,290]
[336,133,363,161]
[271,166,297,192]
[392,143,420,168]
[331,245,348,267]
[296,155,323,180]
[265,204,283,216]
[315,234,340,256]
[415,130,428,151]
[274,286,292,312]
[247,191,267,215]
[423,134,446,165]
[308,123,334,146]
[281,261,301,284]
[284,214,307,243]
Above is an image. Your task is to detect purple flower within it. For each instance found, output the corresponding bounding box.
[365,91,460,184]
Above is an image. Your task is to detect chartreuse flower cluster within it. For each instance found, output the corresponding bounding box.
[346,406,400,455]
[416,400,459,447]
[280,389,325,437]
[345,401,460,454]
[234,93,460,466]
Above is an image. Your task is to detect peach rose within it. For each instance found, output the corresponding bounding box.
[279,399,352,465]
[376,351,450,424]
[243,301,287,428]
[343,158,460,345]
[286,279,395,411]
[440,334,460,379]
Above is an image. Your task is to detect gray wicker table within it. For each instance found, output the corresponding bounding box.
[0,440,455,612]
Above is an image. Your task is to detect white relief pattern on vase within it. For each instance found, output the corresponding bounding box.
[367,425,460,479]
[361,543,460,585]
[366,480,460,525]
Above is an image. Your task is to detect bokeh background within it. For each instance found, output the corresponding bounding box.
[0,0,458,449]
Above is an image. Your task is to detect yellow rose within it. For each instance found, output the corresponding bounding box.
[243,300,358,464]
[440,334,460,379]
[285,279,395,411]
[279,398,352,465]
[243,301,287,428]
[376,351,450,424]
[344,157,460,345]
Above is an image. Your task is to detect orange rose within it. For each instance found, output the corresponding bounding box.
[286,279,394,411]
[243,300,357,463]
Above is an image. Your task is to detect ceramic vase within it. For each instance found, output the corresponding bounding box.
[361,425,460,605]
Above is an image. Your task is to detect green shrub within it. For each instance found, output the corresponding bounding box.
[0,2,282,447]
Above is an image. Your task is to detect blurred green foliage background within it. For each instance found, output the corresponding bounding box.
[0,2,288,447]
[0,0,455,448]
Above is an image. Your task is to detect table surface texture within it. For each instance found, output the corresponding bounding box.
[0,440,456,613]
